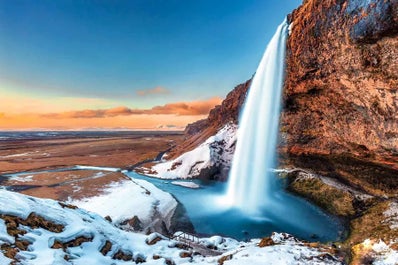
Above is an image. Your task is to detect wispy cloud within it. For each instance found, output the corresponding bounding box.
[157,124,184,130]
[136,86,170,96]
[41,97,222,119]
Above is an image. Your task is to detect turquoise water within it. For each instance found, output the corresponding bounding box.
[126,171,345,242]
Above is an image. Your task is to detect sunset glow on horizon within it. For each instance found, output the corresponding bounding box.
[0,0,300,130]
[0,96,222,130]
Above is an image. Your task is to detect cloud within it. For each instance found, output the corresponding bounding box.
[136,86,170,96]
[156,124,181,129]
[149,97,222,115]
[42,107,135,119]
[41,97,222,119]
[0,112,4,118]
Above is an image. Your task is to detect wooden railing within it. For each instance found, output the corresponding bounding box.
[171,232,200,246]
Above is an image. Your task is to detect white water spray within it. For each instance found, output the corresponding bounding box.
[225,20,288,214]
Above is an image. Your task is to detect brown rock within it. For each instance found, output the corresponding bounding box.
[120,216,143,231]
[218,254,233,265]
[165,258,176,265]
[179,251,192,258]
[113,250,133,261]
[51,241,64,249]
[281,0,398,194]
[100,240,112,256]
[51,236,92,249]
[258,237,275,247]
[58,202,78,210]
[1,244,19,260]
[14,239,30,251]
[145,235,162,245]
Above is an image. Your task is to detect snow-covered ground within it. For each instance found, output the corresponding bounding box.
[355,239,398,265]
[151,123,237,179]
[69,179,177,230]
[219,233,343,265]
[0,189,348,265]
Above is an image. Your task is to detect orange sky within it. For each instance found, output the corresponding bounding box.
[0,97,222,130]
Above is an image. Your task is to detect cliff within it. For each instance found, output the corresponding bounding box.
[281,0,398,196]
[166,79,251,161]
[150,0,398,191]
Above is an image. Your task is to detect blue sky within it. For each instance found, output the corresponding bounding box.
[0,0,301,129]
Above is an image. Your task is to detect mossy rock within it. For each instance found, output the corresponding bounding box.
[346,201,398,246]
[287,174,356,217]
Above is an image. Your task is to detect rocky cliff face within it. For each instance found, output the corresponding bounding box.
[151,80,250,180]
[166,79,251,160]
[156,0,397,193]
[281,0,398,195]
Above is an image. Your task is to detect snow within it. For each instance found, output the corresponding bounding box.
[171,181,200,189]
[0,190,345,265]
[370,239,398,265]
[75,165,120,172]
[0,189,155,265]
[69,179,177,228]
[0,252,11,265]
[8,174,34,183]
[205,233,343,265]
[219,233,342,265]
[151,123,237,179]
[221,244,335,265]
[0,219,14,244]
[356,239,398,265]
[199,235,241,252]
[1,152,31,158]
[288,22,294,35]
[383,202,398,230]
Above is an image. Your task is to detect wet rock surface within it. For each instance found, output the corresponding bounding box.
[281,0,398,193]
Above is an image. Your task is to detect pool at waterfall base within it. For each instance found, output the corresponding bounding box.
[127,171,346,242]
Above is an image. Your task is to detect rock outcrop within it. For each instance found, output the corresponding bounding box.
[169,79,251,160]
[281,0,398,195]
[156,80,251,180]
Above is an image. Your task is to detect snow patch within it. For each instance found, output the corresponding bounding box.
[371,239,398,265]
[0,219,14,244]
[75,165,120,172]
[219,233,342,265]
[383,202,398,230]
[70,179,177,228]
[8,175,34,183]
[151,123,237,179]
[1,152,31,158]
[171,181,200,189]
[0,252,11,265]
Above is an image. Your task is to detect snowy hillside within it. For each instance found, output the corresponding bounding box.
[149,123,237,179]
[0,189,356,265]
[69,178,177,233]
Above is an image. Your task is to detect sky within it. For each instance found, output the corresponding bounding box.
[0,0,301,130]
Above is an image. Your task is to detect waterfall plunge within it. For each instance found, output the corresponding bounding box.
[225,20,288,215]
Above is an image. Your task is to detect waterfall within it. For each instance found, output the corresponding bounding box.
[225,20,288,215]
